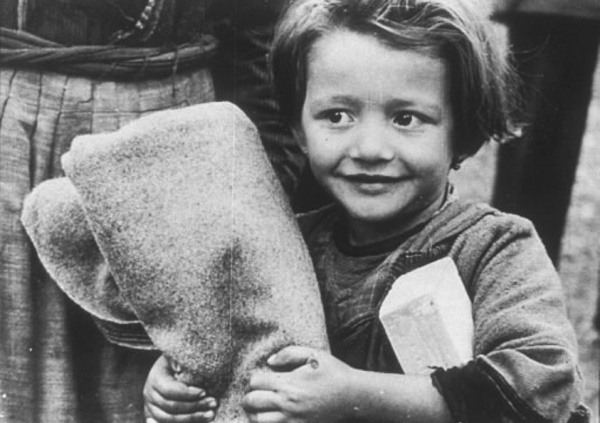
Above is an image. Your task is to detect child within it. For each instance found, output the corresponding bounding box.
[143,0,588,422]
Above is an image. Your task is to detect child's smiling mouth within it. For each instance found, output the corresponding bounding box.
[343,173,403,184]
[342,173,405,195]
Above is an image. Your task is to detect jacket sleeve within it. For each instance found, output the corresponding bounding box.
[209,0,305,199]
[432,213,584,423]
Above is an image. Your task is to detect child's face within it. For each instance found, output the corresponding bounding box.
[298,30,455,244]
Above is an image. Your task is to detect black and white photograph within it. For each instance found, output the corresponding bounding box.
[1,0,598,422]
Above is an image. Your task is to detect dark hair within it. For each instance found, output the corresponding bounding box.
[271,0,521,157]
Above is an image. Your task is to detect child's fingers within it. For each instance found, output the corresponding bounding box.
[246,411,285,423]
[267,345,316,369]
[146,391,217,415]
[158,382,206,402]
[197,397,218,411]
[145,402,216,423]
[145,356,205,401]
[242,390,280,413]
[247,372,281,392]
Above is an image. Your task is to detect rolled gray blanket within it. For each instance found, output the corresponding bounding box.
[21,102,328,422]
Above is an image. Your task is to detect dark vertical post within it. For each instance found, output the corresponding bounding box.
[493,16,599,265]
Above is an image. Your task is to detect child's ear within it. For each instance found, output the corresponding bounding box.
[451,155,467,171]
[292,126,309,155]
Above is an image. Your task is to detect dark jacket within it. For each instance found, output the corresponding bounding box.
[299,196,586,422]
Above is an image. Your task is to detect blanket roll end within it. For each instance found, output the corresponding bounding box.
[21,177,138,326]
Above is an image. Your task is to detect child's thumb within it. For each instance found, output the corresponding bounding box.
[267,346,316,370]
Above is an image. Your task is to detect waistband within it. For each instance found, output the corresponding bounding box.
[0,27,218,80]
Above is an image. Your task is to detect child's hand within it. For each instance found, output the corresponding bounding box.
[243,346,358,423]
[143,355,218,423]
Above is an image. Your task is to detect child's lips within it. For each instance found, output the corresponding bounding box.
[342,173,405,194]
[343,173,403,184]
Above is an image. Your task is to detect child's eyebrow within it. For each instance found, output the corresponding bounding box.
[306,95,363,110]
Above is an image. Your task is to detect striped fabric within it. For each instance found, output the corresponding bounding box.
[0,67,214,423]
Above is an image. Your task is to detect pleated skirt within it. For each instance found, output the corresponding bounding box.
[0,67,214,423]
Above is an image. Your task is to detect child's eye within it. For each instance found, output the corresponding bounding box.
[392,112,423,129]
[322,110,353,125]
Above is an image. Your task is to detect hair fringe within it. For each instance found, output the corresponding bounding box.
[272,0,523,156]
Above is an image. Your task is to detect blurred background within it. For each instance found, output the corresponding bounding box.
[453,1,600,419]
[1,0,598,421]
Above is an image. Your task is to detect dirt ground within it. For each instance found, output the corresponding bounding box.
[452,44,600,421]
[559,56,600,421]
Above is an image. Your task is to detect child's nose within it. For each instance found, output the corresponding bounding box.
[348,120,395,162]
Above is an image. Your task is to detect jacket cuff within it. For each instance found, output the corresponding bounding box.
[430,358,551,423]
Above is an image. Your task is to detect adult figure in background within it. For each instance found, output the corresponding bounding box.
[0,1,303,422]
[491,0,600,265]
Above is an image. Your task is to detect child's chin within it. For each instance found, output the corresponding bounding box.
[346,206,402,224]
